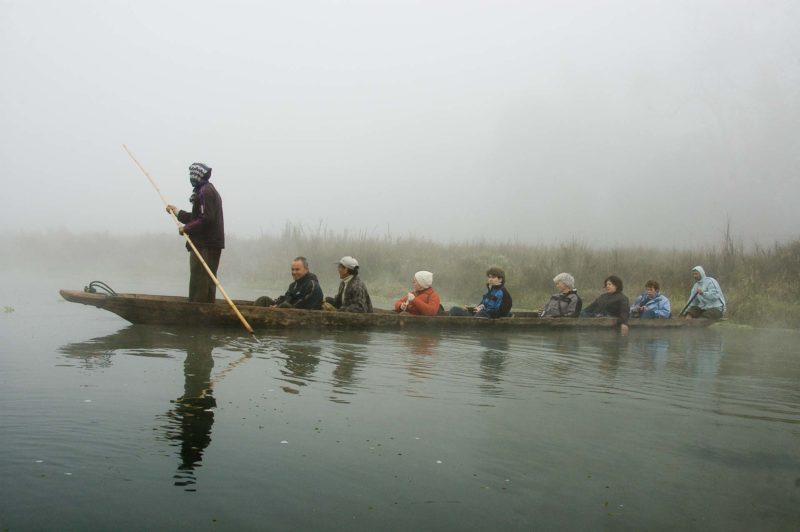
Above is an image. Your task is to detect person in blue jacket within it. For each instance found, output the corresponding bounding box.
[684,266,726,319]
[449,267,512,318]
[630,280,671,318]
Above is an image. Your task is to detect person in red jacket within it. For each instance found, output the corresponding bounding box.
[394,271,441,316]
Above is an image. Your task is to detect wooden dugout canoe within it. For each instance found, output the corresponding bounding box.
[59,289,716,331]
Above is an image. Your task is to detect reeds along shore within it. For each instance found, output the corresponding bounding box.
[6,226,800,328]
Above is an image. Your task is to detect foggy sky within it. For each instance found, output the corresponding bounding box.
[1,0,798,248]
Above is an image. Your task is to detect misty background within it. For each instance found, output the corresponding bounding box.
[1,0,798,247]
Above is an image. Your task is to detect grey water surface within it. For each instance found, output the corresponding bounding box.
[1,277,799,531]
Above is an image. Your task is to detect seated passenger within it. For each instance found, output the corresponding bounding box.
[449,267,512,319]
[254,256,323,309]
[394,271,441,316]
[581,275,630,334]
[683,266,726,319]
[322,256,373,313]
[540,272,582,317]
[630,279,671,318]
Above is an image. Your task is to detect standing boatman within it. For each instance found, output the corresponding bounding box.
[166,162,225,303]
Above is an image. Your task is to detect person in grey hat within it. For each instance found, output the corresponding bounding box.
[166,162,224,303]
[323,256,373,313]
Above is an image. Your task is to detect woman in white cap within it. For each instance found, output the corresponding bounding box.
[394,271,441,316]
[323,256,373,313]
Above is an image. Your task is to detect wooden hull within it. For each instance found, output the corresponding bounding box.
[59,289,717,331]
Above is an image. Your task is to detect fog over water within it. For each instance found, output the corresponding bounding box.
[1,0,798,247]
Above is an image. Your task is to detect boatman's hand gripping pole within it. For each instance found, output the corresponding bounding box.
[123,145,259,342]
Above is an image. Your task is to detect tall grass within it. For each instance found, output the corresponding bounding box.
[5,226,799,328]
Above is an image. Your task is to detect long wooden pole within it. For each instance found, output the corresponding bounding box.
[678,290,699,317]
[122,145,258,341]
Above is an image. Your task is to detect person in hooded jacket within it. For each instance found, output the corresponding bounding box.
[630,280,671,318]
[684,266,726,319]
[449,267,512,319]
[394,271,441,316]
[541,272,582,317]
[166,162,224,303]
[254,257,323,309]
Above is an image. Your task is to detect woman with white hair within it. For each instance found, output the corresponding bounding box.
[540,272,583,317]
[394,271,441,316]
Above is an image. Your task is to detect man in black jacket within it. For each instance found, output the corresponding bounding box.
[255,257,324,309]
[166,162,224,303]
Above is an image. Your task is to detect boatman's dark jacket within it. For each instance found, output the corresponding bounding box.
[275,273,324,310]
[177,181,225,251]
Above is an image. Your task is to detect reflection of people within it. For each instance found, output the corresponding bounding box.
[323,256,373,313]
[684,266,726,320]
[643,337,670,371]
[630,280,671,319]
[581,275,630,334]
[541,272,582,317]
[255,257,324,309]
[597,334,626,377]
[449,267,512,318]
[627,333,671,372]
[280,341,322,382]
[404,334,440,357]
[329,331,370,401]
[166,339,216,490]
[394,271,441,316]
[59,327,234,492]
[166,162,224,303]
[547,331,581,379]
[478,335,510,396]
[681,328,724,378]
[404,334,440,381]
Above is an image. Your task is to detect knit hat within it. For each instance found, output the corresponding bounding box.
[414,271,433,289]
[189,162,212,181]
[336,256,359,269]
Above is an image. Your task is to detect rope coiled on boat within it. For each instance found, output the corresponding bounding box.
[84,281,118,296]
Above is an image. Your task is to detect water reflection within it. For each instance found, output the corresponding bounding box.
[47,321,800,528]
[164,337,216,491]
[626,334,671,372]
[681,328,724,378]
[595,333,627,378]
[403,334,440,381]
[478,335,510,396]
[58,325,175,368]
[276,340,321,392]
[547,331,581,380]
[59,326,244,492]
[328,331,369,403]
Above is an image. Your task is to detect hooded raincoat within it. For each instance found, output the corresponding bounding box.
[688,266,726,314]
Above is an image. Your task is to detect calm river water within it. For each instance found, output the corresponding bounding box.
[1,275,799,531]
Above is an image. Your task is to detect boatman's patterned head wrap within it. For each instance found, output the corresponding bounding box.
[189,162,212,187]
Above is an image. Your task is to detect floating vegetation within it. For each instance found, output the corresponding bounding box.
[3,305,13,313]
